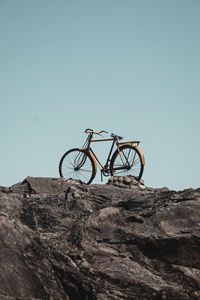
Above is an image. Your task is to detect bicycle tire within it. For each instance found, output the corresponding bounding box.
[59,148,96,184]
[110,144,144,181]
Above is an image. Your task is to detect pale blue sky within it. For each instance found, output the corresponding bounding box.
[1,0,200,190]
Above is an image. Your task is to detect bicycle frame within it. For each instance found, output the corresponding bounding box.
[83,134,135,175]
[89,137,117,172]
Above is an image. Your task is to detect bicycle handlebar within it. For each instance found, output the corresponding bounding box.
[85,129,108,135]
[85,128,93,133]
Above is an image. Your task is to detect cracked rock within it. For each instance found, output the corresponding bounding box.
[0,176,199,299]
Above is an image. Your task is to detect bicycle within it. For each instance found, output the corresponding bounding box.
[59,129,145,184]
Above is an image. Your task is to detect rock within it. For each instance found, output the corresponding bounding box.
[0,186,10,193]
[108,175,146,190]
[139,179,145,185]
[118,176,124,183]
[123,176,132,185]
[138,183,146,190]
[0,176,200,299]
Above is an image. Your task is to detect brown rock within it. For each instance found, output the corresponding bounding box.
[0,177,199,299]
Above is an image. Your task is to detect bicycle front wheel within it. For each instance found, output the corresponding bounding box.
[110,145,144,181]
[59,148,96,184]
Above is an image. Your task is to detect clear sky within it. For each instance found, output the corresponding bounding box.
[1,0,200,190]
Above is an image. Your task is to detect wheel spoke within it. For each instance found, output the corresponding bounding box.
[110,146,143,180]
[59,149,95,184]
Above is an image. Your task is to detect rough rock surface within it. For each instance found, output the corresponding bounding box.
[0,176,200,299]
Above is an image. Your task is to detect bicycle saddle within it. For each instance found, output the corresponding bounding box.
[111,133,123,140]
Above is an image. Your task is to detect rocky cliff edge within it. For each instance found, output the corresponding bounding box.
[0,176,200,299]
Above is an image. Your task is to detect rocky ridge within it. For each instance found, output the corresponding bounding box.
[0,176,200,299]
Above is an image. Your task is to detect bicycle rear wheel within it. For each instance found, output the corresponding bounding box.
[110,144,144,181]
[59,148,96,184]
